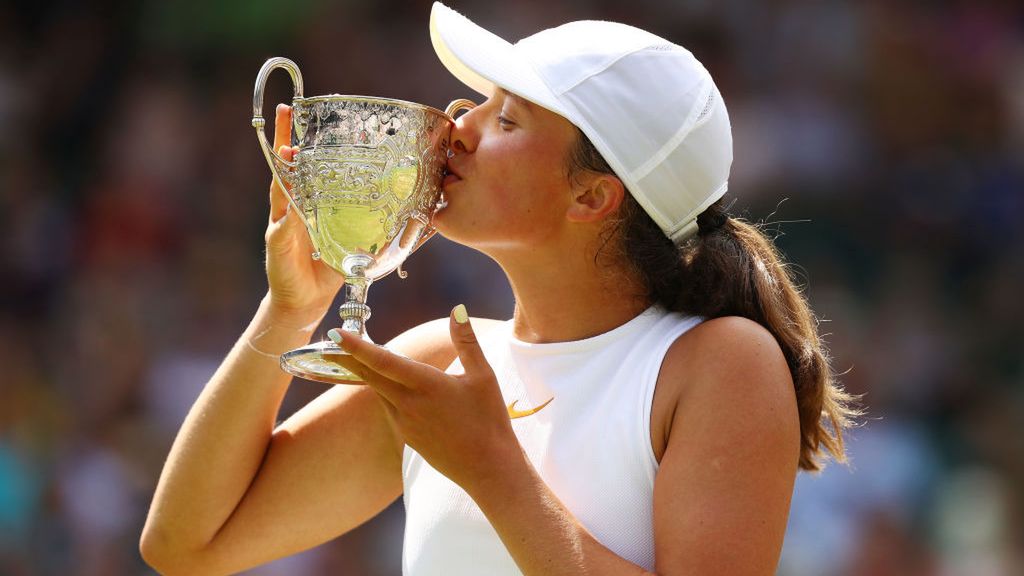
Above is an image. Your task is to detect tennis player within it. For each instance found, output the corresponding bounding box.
[142,3,858,574]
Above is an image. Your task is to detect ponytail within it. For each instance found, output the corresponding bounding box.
[683,201,859,470]
[569,129,860,471]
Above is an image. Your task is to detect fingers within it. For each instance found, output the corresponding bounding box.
[269,144,297,223]
[269,104,295,222]
[332,329,439,389]
[273,103,292,152]
[449,304,490,376]
[324,352,406,405]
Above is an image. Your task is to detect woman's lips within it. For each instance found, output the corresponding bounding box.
[443,172,462,188]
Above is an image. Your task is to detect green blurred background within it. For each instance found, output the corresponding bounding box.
[1,0,1022,574]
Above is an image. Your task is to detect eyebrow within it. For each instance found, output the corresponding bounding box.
[497,88,534,116]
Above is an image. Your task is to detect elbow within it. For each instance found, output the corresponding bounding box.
[139,524,178,575]
[139,523,207,576]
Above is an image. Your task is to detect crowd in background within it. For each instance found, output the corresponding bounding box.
[1,0,1022,574]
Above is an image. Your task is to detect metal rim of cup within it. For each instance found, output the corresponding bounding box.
[293,94,454,124]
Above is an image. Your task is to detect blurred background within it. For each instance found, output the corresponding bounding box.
[1,0,1022,574]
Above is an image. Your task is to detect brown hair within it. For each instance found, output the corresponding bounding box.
[568,130,860,471]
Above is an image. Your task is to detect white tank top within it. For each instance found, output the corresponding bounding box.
[402,307,702,575]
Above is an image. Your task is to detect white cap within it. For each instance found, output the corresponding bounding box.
[429,2,733,243]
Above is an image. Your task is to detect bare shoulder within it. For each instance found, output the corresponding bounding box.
[651,316,797,462]
[673,316,789,375]
[386,316,508,370]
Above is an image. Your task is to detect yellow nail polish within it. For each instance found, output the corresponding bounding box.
[453,304,468,324]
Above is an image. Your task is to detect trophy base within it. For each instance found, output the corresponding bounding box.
[280,340,365,385]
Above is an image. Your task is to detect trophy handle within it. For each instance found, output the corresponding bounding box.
[252,57,308,226]
[444,98,477,118]
[405,98,478,260]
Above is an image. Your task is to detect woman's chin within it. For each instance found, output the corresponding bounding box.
[430,205,455,235]
[430,208,477,246]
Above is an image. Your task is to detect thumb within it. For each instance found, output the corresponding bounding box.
[449,304,490,376]
[265,198,309,257]
[266,201,289,244]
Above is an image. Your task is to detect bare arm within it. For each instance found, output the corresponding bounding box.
[140,311,461,575]
[139,296,398,575]
[140,104,457,575]
[650,316,800,574]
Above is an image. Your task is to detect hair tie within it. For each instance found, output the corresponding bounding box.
[696,211,728,236]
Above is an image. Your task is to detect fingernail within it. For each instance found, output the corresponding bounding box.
[453,304,468,324]
[327,328,342,344]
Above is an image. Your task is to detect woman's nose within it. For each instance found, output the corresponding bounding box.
[450,129,468,154]
[449,105,480,154]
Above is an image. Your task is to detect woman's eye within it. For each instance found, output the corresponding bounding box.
[497,115,515,128]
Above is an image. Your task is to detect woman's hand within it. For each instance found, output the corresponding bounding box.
[264,104,344,327]
[329,305,522,491]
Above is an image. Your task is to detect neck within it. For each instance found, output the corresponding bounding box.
[491,241,650,344]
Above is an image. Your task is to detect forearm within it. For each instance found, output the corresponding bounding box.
[467,450,655,576]
[142,294,320,555]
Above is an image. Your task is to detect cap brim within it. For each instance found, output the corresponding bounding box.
[430,2,563,114]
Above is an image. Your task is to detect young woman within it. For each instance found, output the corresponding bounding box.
[141,3,858,575]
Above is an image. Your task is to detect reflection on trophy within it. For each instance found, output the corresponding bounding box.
[252,57,474,384]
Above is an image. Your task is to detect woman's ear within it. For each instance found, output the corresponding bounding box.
[566,173,626,223]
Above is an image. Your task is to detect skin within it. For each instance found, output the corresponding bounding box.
[140,91,801,575]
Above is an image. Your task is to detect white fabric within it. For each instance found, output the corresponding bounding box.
[402,308,703,575]
[429,2,733,242]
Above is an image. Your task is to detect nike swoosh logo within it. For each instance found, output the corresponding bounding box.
[507,397,554,419]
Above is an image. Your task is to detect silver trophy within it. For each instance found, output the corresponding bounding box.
[253,57,473,384]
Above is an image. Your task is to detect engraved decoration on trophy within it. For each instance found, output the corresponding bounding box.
[253,57,475,384]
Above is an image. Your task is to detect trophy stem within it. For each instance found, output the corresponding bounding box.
[340,276,372,338]
[279,253,375,385]
[339,254,374,339]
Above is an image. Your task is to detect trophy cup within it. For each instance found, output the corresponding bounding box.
[252,57,473,384]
